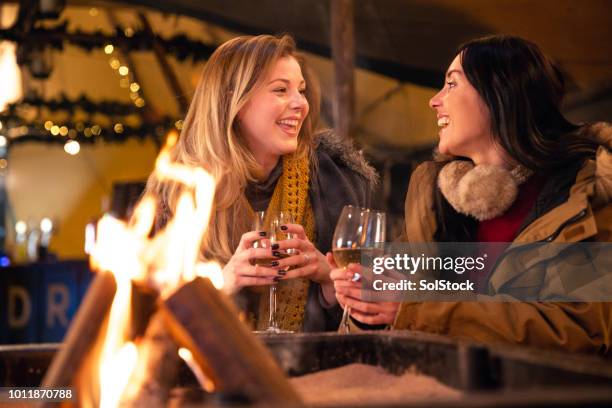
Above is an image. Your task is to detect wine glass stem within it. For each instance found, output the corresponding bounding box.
[340,305,352,333]
[268,283,278,330]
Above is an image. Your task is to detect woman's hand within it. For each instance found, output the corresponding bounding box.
[222,230,281,295]
[329,261,399,325]
[268,223,331,284]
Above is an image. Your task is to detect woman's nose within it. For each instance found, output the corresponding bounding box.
[429,89,443,109]
[289,91,306,110]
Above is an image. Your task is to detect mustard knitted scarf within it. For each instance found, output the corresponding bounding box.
[248,153,316,332]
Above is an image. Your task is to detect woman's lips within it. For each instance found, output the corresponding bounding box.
[437,117,450,127]
[277,119,299,134]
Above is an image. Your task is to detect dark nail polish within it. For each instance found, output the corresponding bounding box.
[278,270,287,276]
[271,243,279,250]
[271,261,279,267]
[273,251,281,257]
[273,276,281,282]
[280,225,288,231]
[258,231,266,237]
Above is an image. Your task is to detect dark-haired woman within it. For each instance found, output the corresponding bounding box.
[331,35,611,354]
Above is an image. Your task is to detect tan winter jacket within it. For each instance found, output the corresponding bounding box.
[394,123,612,355]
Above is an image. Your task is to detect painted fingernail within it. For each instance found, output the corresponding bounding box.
[271,261,279,267]
[280,225,288,231]
[273,251,281,257]
[271,243,279,250]
[273,276,281,282]
[278,270,287,276]
[259,231,266,237]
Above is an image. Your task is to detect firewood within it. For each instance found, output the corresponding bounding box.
[119,312,180,407]
[41,272,117,388]
[161,277,303,407]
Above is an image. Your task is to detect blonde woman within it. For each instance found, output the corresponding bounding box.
[146,34,377,332]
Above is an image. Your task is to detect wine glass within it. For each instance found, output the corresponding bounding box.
[253,210,295,333]
[332,206,386,333]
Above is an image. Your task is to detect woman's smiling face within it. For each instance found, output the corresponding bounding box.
[238,56,309,165]
[429,53,496,163]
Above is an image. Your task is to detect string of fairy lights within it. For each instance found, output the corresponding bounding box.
[0,7,213,157]
[0,106,181,151]
[0,37,190,156]
[0,7,200,262]
[103,43,146,109]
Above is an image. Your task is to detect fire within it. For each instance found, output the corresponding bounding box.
[87,130,221,406]
[195,261,224,289]
[100,342,138,408]
[178,347,215,392]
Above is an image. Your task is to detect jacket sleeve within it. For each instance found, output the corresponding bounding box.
[393,301,612,355]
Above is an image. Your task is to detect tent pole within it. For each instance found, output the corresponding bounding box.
[138,13,189,116]
[330,0,355,141]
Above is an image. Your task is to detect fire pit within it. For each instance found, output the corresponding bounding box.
[2,331,612,407]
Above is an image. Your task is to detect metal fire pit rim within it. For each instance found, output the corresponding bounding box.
[0,343,60,353]
[259,331,612,379]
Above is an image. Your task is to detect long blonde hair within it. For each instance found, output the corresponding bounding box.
[145,34,321,263]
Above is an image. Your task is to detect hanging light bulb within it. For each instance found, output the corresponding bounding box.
[27,46,54,79]
[15,220,27,236]
[40,218,53,234]
[64,140,80,155]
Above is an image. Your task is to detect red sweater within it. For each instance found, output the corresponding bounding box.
[477,174,546,242]
[473,174,546,290]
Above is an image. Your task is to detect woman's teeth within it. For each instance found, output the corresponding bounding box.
[437,117,450,127]
[277,119,298,128]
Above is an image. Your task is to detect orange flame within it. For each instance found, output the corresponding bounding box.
[89,130,221,406]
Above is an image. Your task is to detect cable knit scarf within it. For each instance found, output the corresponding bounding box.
[249,153,315,332]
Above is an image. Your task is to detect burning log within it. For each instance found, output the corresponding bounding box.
[119,312,180,407]
[130,282,159,339]
[161,277,303,407]
[41,272,117,389]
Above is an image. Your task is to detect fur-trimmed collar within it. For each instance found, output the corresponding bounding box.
[583,122,612,206]
[430,122,611,206]
[314,129,379,185]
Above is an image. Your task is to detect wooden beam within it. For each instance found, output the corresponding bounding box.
[331,0,355,141]
[113,0,442,87]
[137,13,190,116]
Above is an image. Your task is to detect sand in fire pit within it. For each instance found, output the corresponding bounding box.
[290,363,462,406]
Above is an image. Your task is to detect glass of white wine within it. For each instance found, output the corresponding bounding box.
[332,205,386,333]
[252,210,295,333]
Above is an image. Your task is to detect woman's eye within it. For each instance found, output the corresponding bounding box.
[274,88,287,93]
[299,88,306,95]
[446,81,456,89]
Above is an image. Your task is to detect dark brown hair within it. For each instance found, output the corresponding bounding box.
[457,35,597,171]
[435,35,598,241]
